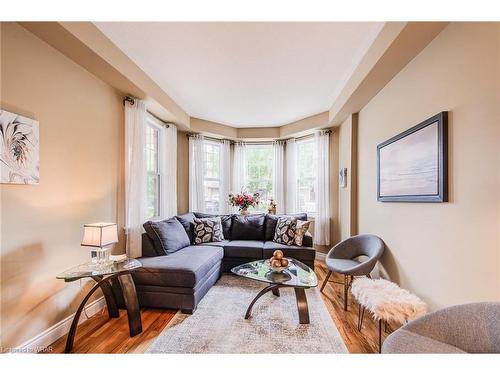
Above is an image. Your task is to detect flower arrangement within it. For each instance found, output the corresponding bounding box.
[267,198,277,215]
[229,191,260,215]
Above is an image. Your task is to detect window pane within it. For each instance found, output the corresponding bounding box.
[146,172,160,218]
[204,179,220,214]
[297,139,317,213]
[245,145,273,212]
[203,142,221,213]
[145,122,160,218]
[146,125,159,173]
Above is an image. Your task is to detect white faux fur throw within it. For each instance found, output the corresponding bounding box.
[351,277,427,324]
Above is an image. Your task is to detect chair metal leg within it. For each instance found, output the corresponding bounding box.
[343,274,349,311]
[378,319,383,353]
[320,271,332,292]
[357,305,365,331]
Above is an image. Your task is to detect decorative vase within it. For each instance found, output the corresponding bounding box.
[239,208,249,215]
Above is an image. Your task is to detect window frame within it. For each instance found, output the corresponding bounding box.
[145,115,163,220]
[295,137,317,217]
[244,143,274,213]
[202,139,222,214]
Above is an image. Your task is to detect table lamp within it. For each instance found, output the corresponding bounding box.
[81,223,118,266]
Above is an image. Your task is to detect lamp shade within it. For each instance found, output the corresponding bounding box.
[81,223,118,248]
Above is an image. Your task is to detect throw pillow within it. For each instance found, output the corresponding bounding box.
[231,214,266,241]
[294,220,311,246]
[273,216,297,245]
[143,217,191,255]
[193,217,224,244]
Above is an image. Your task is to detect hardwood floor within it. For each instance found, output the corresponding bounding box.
[48,261,395,353]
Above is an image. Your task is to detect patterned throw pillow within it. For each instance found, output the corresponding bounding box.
[294,220,311,246]
[273,217,297,245]
[193,217,224,244]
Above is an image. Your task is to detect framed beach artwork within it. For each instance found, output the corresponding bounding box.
[377,111,448,202]
[0,109,40,185]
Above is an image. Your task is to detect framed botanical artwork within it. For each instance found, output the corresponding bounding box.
[377,111,448,202]
[0,109,40,184]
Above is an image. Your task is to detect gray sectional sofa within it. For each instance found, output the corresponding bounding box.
[131,212,315,313]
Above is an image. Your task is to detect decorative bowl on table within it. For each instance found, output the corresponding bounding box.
[266,250,290,272]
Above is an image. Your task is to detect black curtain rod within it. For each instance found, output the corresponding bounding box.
[123,96,171,128]
[186,129,332,144]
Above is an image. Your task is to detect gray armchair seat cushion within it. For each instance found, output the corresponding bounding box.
[134,245,223,288]
[325,258,361,273]
[382,302,500,353]
[224,240,264,258]
[263,241,315,261]
[324,234,384,276]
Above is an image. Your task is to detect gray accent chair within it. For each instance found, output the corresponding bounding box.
[382,302,500,353]
[320,234,385,310]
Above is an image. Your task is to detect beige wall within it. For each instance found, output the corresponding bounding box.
[0,23,124,348]
[177,131,189,214]
[356,23,500,310]
[337,114,358,241]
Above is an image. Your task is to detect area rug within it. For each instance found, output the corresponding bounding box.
[147,274,348,353]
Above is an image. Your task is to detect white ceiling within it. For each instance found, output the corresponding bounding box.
[95,22,384,127]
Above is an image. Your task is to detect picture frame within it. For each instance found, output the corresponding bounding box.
[377,111,448,202]
[0,109,40,185]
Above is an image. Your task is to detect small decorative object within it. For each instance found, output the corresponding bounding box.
[267,250,290,272]
[339,168,347,188]
[81,223,118,267]
[267,198,277,215]
[229,191,260,215]
[0,109,40,184]
[377,111,448,202]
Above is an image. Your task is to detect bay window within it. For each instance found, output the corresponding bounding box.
[296,138,317,215]
[145,116,161,219]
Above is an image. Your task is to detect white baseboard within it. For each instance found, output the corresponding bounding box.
[315,252,326,261]
[13,296,106,353]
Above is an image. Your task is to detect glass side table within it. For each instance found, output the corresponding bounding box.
[57,258,143,353]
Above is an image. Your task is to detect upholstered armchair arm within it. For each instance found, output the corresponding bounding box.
[399,302,500,353]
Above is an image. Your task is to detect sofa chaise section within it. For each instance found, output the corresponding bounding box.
[135,237,223,312]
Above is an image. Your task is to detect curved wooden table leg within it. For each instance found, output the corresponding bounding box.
[91,276,119,318]
[118,273,142,337]
[294,288,310,324]
[65,277,114,353]
[245,284,279,319]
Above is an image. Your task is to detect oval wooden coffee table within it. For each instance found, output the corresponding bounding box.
[231,258,318,324]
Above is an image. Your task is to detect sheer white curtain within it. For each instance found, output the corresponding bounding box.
[314,130,330,246]
[272,141,285,214]
[219,140,231,214]
[285,139,298,214]
[124,99,147,258]
[161,123,177,218]
[232,141,247,194]
[189,134,205,211]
